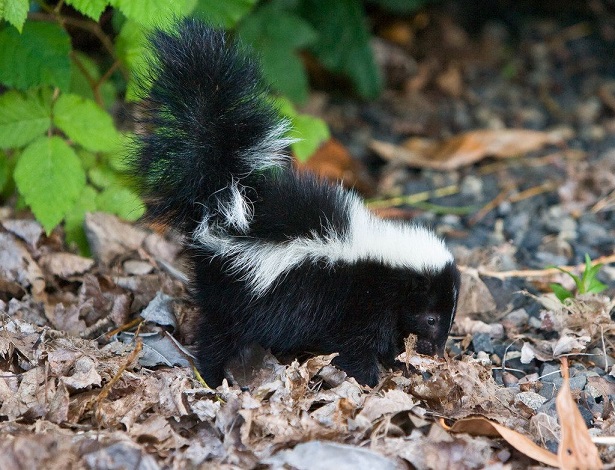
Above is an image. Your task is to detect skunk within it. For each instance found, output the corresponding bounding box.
[130,19,460,388]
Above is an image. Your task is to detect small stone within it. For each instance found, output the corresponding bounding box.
[589,348,615,371]
[502,308,529,334]
[472,333,494,354]
[460,175,483,200]
[476,351,492,365]
[538,382,556,400]
[502,372,519,387]
[515,391,547,411]
[537,397,557,416]
[123,260,154,276]
[540,363,561,383]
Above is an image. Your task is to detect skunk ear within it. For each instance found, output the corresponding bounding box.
[407,274,430,292]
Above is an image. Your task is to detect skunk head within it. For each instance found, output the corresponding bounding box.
[398,261,460,356]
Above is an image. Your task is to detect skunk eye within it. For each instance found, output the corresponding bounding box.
[427,316,436,326]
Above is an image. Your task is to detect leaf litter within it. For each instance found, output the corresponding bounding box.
[0,211,612,468]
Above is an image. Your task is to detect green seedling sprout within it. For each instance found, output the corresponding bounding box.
[549,254,608,302]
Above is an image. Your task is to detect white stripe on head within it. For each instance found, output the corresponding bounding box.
[196,192,454,295]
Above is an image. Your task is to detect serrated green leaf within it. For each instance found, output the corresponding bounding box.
[54,94,120,152]
[192,0,257,27]
[0,90,51,149]
[0,21,72,91]
[109,0,194,27]
[65,0,109,20]
[238,2,316,103]
[1,0,29,32]
[290,114,329,161]
[14,136,86,233]
[300,0,382,99]
[96,185,144,220]
[550,283,573,303]
[65,184,98,255]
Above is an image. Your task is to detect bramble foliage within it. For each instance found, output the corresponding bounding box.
[0,0,427,253]
[550,254,608,302]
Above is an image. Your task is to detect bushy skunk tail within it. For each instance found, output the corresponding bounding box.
[130,19,293,235]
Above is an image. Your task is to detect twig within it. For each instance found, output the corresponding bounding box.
[469,253,615,280]
[468,185,514,226]
[591,189,615,213]
[509,181,558,203]
[469,181,557,226]
[96,338,142,405]
[367,184,459,210]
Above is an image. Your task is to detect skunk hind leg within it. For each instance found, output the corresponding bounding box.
[193,330,238,388]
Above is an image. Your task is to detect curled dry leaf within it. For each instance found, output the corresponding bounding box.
[443,416,560,467]
[370,128,564,170]
[556,358,603,470]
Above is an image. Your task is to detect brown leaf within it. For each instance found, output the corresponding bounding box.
[39,253,94,279]
[84,212,147,266]
[296,138,375,195]
[444,416,560,467]
[371,128,563,170]
[556,358,603,469]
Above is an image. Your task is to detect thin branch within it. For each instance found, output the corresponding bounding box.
[466,253,615,280]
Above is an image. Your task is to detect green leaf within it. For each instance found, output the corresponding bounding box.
[64,0,109,20]
[0,21,72,91]
[115,20,150,101]
[96,185,144,220]
[1,0,29,32]
[587,279,607,294]
[550,283,573,303]
[89,164,120,189]
[14,136,86,233]
[300,0,382,99]
[109,0,194,27]
[0,90,51,149]
[65,184,98,255]
[369,0,429,14]
[275,96,329,161]
[290,114,329,161]
[53,94,121,152]
[0,151,9,193]
[69,51,117,107]
[238,2,317,103]
[106,133,132,171]
[192,0,257,28]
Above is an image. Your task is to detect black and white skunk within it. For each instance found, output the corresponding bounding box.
[131,19,460,387]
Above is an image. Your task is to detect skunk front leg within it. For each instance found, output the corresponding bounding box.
[333,348,381,387]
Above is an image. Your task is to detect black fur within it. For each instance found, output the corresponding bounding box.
[130,19,461,387]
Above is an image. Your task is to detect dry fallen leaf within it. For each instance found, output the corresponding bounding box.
[443,416,560,467]
[371,128,564,170]
[296,138,375,195]
[556,357,603,470]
